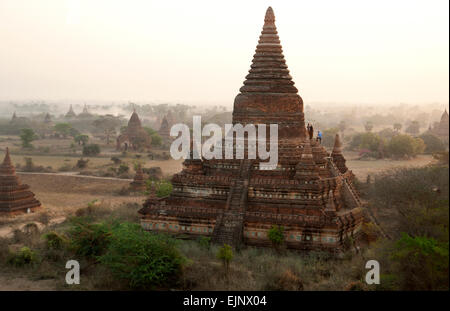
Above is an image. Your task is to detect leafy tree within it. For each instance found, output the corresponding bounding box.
[82,144,101,156]
[99,222,185,289]
[393,123,402,132]
[67,218,111,259]
[69,127,80,138]
[388,234,449,290]
[20,128,37,148]
[151,133,162,146]
[368,165,449,240]
[93,116,121,145]
[378,128,396,140]
[419,133,445,154]
[118,163,129,175]
[368,165,449,290]
[364,121,374,133]
[405,120,420,136]
[217,244,233,274]
[53,123,71,138]
[144,127,157,136]
[74,134,89,146]
[386,135,424,158]
[350,132,383,152]
[144,127,162,146]
[321,128,339,148]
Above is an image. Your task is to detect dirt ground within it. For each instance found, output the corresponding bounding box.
[0,174,147,236]
[345,151,435,180]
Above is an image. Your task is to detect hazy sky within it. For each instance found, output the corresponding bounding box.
[0,0,448,106]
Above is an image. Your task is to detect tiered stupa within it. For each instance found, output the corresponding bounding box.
[0,148,42,215]
[158,115,171,145]
[65,105,77,118]
[432,109,449,143]
[130,164,147,191]
[138,7,363,251]
[116,110,152,151]
[78,104,93,118]
[331,134,347,174]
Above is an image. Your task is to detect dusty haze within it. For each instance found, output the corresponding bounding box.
[0,0,448,107]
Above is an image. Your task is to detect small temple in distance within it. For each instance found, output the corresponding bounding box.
[116,109,152,151]
[65,105,77,119]
[138,7,364,252]
[158,115,171,146]
[0,148,42,215]
[431,109,449,144]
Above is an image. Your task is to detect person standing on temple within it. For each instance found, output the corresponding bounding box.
[309,124,314,140]
[317,130,322,144]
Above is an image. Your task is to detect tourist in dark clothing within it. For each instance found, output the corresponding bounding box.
[309,125,314,140]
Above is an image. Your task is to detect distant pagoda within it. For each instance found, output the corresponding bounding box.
[65,105,77,118]
[138,7,363,252]
[158,115,171,145]
[78,104,93,118]
[0,148,42,215]
[44,113,52,124]
[116,110,152,151]
[130,164,147,191]
[432,109,449,143]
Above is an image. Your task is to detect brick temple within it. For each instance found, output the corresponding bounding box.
[0,148,42,215]
[431,109,449,144]
[116,110,152,151]
[138,7,363,251]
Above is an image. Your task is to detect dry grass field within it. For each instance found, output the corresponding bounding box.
[345,151,435,180]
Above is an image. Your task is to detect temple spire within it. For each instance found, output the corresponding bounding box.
[2,147,12,167]
[332,133,342,154]
[264,6,275,25]
[239,6,297,94]
[331,133,348,174]
[295,140,320,181]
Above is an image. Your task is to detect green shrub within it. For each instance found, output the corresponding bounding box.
[67,218,111,259]
[98,222,185,289]
[419,133,445,154]
[217,244,233,273]
[82,144,101,156]
[151,134,162,146]
[20,128,37,148]
[156,180,173,198]
[268,225,285,249]
[118,163,129,175]
[389,233,449,290]
[43,231,68,250]
[111,156,122,165]
[349,132,383,152]
[7,247,38,267]
[387,135,425,158]
[197,236,211,250]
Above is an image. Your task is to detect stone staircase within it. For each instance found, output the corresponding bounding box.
[212,160,252,248]
[327,157,391,240]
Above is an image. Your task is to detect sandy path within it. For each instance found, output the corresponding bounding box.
[0,275,57,291]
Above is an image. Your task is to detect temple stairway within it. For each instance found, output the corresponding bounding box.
[327,157,390,240]
[212,160,252,248]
